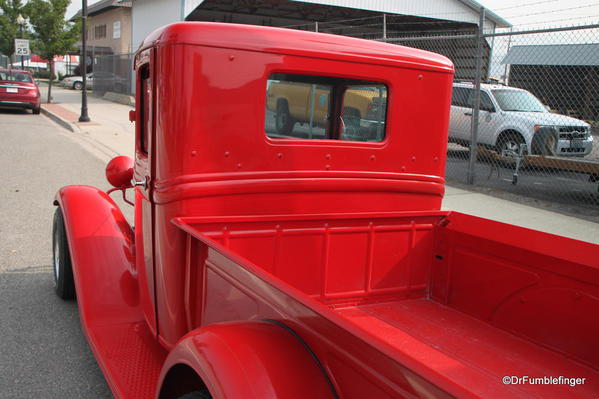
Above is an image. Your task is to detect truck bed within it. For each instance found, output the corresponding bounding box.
[335,299,598,398]
[173,211,599,398]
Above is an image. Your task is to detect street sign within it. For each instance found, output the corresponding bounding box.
[15,39,30,56]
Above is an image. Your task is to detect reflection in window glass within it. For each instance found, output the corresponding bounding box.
[266,80,331,139]
[265,74,387,142]
[341,85,387,142]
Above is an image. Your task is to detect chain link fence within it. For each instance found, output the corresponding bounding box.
[92,53,134,96]
[283,16,599,214]
[92,16,599,214]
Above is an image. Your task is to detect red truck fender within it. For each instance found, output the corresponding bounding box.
[158,321,338,399]
[53,185,139,327]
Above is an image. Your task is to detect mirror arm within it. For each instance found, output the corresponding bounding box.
[106,187,134,206]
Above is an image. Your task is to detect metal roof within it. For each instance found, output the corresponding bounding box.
[502,44,599,66]
[184,0,511,28]
[70,0,131,21]
[458,0,511,27]
[289,0,511,28]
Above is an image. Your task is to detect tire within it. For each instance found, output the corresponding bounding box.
[73,81,83,90]
[178,390,212,399]
[32,106,41,115]
[275,100,295,135]
[497,132,526,157]
[52,207,75,300]
[531,128,557,156]
[343,107,361,126]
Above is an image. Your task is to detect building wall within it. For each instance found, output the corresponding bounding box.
[131,0,183,52]
[87,7,132,54]
[510,65,599,121]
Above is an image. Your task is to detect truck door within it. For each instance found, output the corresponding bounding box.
[449,87,472,141]
[133,52,157,334]
[475,91,500,146]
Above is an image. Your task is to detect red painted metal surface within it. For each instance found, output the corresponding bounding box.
[55,186,166,398]
[53,22,599,399]
[172,211,599,399]
[158,322,335,399]
[105,156,134,189]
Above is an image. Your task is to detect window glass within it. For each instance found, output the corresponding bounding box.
[491,89,546,112]
[265,74,387,142]
[340,85,387,142]
[140,67,151,153]
[0,72,32,83]
[266,80,331,139]
[113,21,121,39]
[451,87,471,107]
[479,92,495,112]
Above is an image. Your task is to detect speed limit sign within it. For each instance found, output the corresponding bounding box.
[15,39,30,56]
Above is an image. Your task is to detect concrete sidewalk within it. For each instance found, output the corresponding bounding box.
[40,85,599,244]
[40,83,135,161]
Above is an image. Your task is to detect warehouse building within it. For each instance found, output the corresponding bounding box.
[132,0,510,79]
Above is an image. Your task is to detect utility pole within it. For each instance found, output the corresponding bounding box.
[79,0,90,122]
[16,14,25,69]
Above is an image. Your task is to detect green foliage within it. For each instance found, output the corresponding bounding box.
[25,0,79,63]
[0,0,27,57]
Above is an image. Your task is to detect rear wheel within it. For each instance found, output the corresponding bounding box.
[53,207,75,300]
[275,100,295,135]
[497,132,526,157]
[178,390,212,399]
[73,81,83,90]
[32,106,41,115]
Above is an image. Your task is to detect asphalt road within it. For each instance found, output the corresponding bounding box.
[0,108,112,398]
[445,144,599,212]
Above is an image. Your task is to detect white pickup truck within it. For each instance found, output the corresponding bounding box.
[449,82,593,157]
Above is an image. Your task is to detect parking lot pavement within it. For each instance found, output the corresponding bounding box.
[0,108,113,398]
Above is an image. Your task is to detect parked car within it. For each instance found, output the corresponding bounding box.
[0,69,41,114]
[62,71,129,93]
[61,73,94,90]
[449,82,593,157]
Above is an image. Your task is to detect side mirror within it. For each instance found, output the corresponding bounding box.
[106,156,134,189]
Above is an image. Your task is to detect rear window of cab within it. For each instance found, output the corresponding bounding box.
[265,73,387,143]
[0,71,33,83]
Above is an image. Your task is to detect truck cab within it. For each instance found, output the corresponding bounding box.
[52,22,599,399]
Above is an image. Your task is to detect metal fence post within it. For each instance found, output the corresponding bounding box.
[383,14,387,40]
[466,7,485,185]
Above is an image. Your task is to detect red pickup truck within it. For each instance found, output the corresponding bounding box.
[52,22,599,399]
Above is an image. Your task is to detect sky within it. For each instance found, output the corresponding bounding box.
[65,0,599,29]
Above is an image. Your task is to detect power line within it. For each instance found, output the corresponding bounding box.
[505,2,599,19]
[494,0,558,11]
[513,14,599,26]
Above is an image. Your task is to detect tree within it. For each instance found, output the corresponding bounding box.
[25,0,79,103]
[0,0,27,59]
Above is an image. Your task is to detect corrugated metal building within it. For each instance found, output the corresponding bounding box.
[131,0,509,81]
[503,44,599,121]
[184,0,509,79]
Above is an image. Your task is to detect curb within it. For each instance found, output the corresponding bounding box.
[102,91,135,107]
[40,105,77,133]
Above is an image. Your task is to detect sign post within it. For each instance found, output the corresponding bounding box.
[15,39,30,69]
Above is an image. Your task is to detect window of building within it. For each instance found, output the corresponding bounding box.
[113,21,121,39]
[265,73,387,142]
[94,24,107,39]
